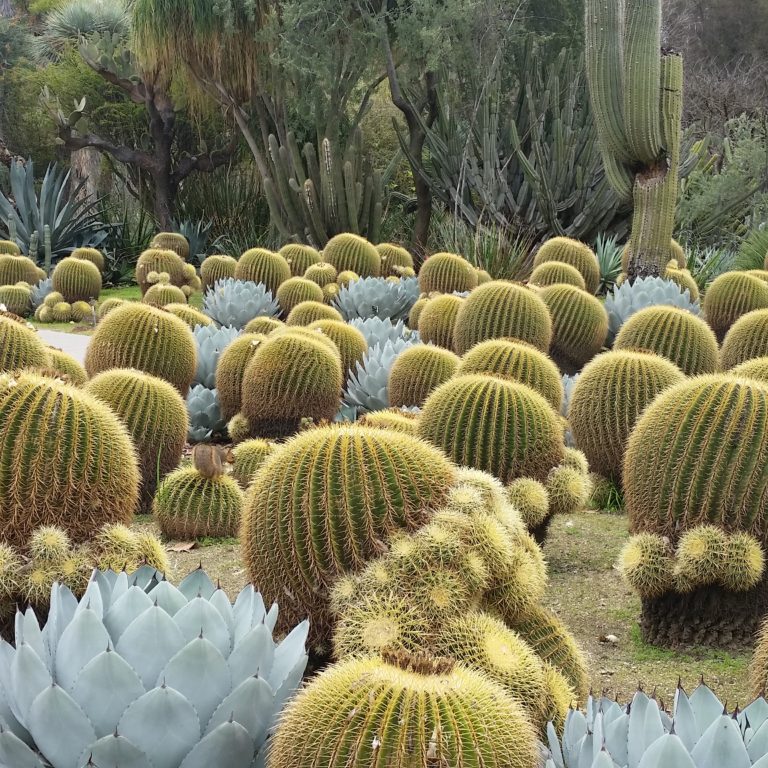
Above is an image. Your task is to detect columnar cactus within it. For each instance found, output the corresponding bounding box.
[453,281,553,354]
[703,271,768,342]
[279,242,322,276]
[241,424,456,646]
[388,344,460,408]
[568,350,684,481]
[418,252,478,294]
[235,247,291,294]
[585,0,684,279]
[457,338,564,411]
[322,232,382,277]
[86,369,189,512]
[614,304,719,375]
[85,303,197,394]
[533,238,600,294]
[419,375,565,484]
[0,372,139,546]
[418,293,463,349]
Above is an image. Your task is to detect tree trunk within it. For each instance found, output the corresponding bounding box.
[152,170,174,229]
[69,148,102,201]
[410,130,431,265]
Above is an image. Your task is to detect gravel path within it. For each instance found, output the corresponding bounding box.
[37,330,91,363]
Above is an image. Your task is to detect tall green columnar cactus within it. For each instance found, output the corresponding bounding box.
[585,0,683,279]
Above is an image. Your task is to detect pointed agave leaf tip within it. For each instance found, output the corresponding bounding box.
[651,686,657,700]
[670,720,676,735]
[732,705,740,719]
[199,627,204,639]
[229,711,235,723]
[723,701,728,715]
[677,676,683,689]
[700,673,705,685]
[637,681,643,692]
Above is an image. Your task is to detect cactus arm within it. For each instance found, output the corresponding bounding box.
[262,178,295,240]
[43,225,52,275]
[303,180,330,247]
[342,161,360,234]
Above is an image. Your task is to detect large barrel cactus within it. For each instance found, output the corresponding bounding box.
[529,261,586,290]
[614,304,719,375]
[0,566,308,768]
[0,373,139,546]
[453,281,553,355]
[241,424,456,647]
[276,276,324,315]
[285,300,342,326]
[418,293,463,350]
[720,308,768,370]
[307,319,368,375]
[215,333,265,421]
[86,369,188,512]
[418,252,478,295]
[151,231,190,258]
[419,374,565,484]
[279,242,321,276]
[457,338,563,411]
[235,247,291,294]
[703,271,768,342]
[568,350,685,481]
[533,238,600,294]
[0,315,49,372]
[322,233,382,277]
[85,303,197,395]
[71,246,106,273]
[51,256,101,303]
[268,651,537,768]
[135,247,187,295]
[0,253,40,286]
[388,344,460,408]
[200,254,237,291]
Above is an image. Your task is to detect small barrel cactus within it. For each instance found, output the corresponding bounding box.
[732,356,768,381]
[720,307,768,370]
[529,261,586,290]
[533,237,600,294]
[51,256,102,303]
[143,278,188,307]
[235,247,290,294]
[97,297,126,319]
[46,346,88,384]
[453,280,553,355]
[322,232,382,277]
[0,239,20,254]
[418,251,478,295]
[418,293,463,349]
[304,261,338,287]
[200,253,237,291]
[279,242,321,276]
[151,230,190,257]
[307,318,368,375]
[135,247,187,294]
[419,374,565,484]
[0,314,49,372]
[286,299,342,326]
[164,302,212,328]
[85,303,197,394]
[377,242,414,276]
[388,344,460,408]
[71,245,105,272]
[0,253,39,286]
[231,438,274,488]
[614,304,719,375]
[703,270,768,342]
[276,275,324,315]
[0,283,32,316]
[215,332,266,421]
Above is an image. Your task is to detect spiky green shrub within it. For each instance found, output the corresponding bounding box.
[240,331,342,438]
[51,256,102,303]
[418,251,478,294]
[388,344,460,408]
[304,261,338,287]
[614,304,719,375]
[278,242,321,276]
[0,283,32,316]
[200,253,237,291]
[307,319,368,375]
[507,478,550,529]
[154,466,244,539]
[135,247,187,294]
[164,303,212,328]
[533,237,600,294]
[539,283,608,373]
[285,299,342,326]
[457,338,564,411]
[0,372,139,546]
[85,302,197,394]
[703,271,768,342]
[269,650,537,768]
[453,280,553,354]
[235,247,291,294]
[377,242,414,277]
[419,374,565,484]
[625,376,768,544]
[0,253,39,286]
[46,347,87,384]
[97,297,126,319]
[231,438,274,488]
[529,261,586,290]
[568,350,685,481]
[720,308,768,369]
[71,246,105,273]
[322,233,382,277]
[417,294,462,349]
[0,314,49,372]
[151,230,190,258]
[143,280,188,307]
[0,239,20,255]
[86,369,188,512]
[215,333,265,420]
[241,424,456,646]
[276,276,324,315]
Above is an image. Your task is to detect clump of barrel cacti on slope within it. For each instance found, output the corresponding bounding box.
[0,564,308,768]
[0,372,139,547]
[622,374,768,646]
[533,238,601,294]
[154,444,244,539]
[51,256,102,302]
[241,424,457,649]
[418,251,478,295]
[85,302,197,394]
[86,369,188,512]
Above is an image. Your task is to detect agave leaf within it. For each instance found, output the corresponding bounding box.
[146,580,188,616]
[636,734,695,768]
[109,571,130,604]
[233,587,265,644]
[591,712,604,763]
[177,568,217,602]
[16,610,45,662]
[28,685,97,768]
[272,652,308,711]
[627,692,664,768]
[76,733,151,768]
[603,712,628,767]
[46,586,78,664]
[742,697,768,737]
[546,721,565,768]
[103,587,154,642]
[574,730,594,768]
[228,624,274,687]
[748,717,768,763]
[204,675,275,749]
[209,588,235,649]
[128,565,162,591]
[753,751,768,768]
[672,686,700,752]
[118,687,200,768]
[269,620,309,689]
[563,708,588,765]
[178,721,253,768]
[115,606,185,689]
[690,715,751,768]
[91,570,117,610]
[589,750,617,768]
[265,603,279,633]
[10,644,52,726]
[71,651,145,738]
[0,726,45,767]
[75,580,104,620]
[55,608,111,693]
[689,683,727,736]
[159,638,231,728]
[173,597,231,659]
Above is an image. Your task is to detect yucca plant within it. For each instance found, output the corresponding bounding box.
[594,232,623,294]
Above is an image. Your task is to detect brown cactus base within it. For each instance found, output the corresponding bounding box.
[640,579,768,649]
[530,514,555,545]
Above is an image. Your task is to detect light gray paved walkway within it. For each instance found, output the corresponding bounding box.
[37,330,91,364]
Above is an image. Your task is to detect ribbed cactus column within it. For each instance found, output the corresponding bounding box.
[585,0,683,279]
